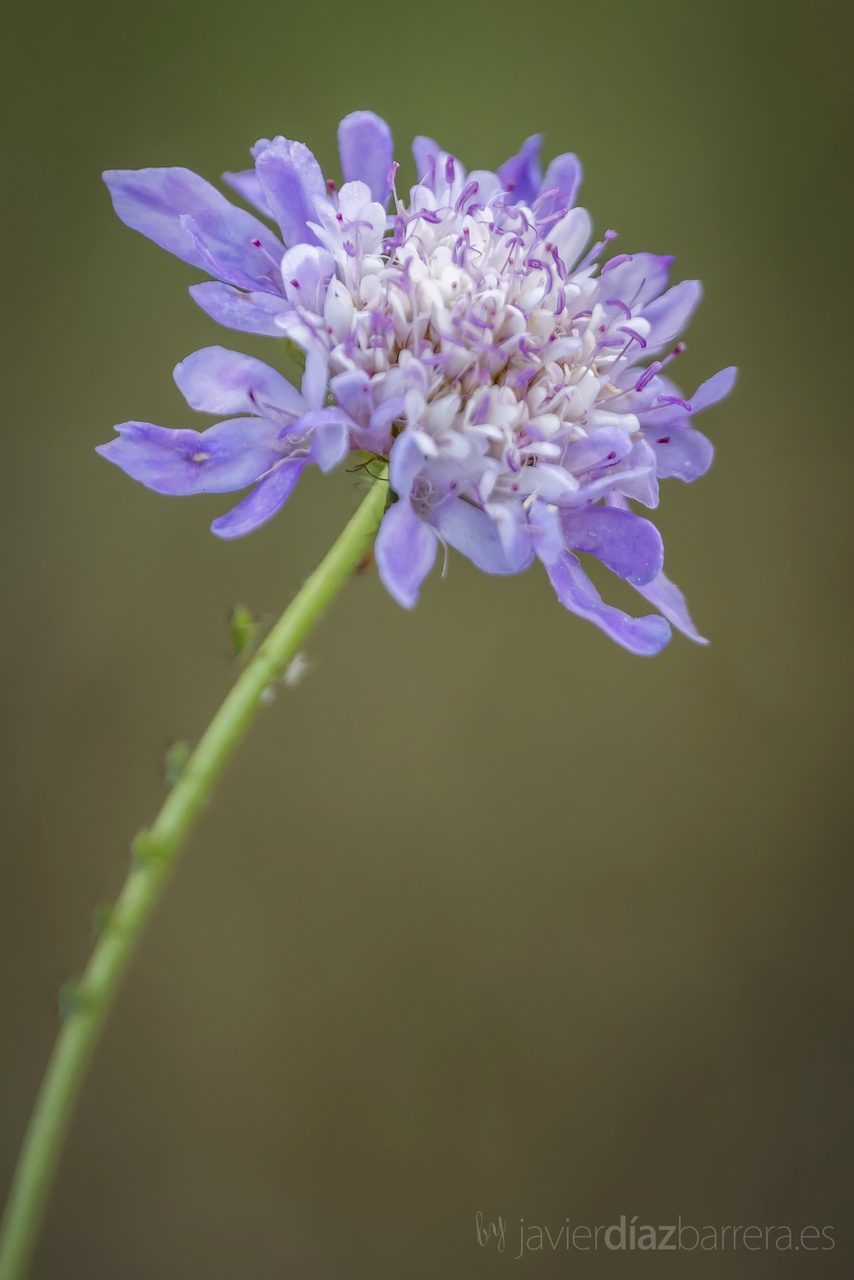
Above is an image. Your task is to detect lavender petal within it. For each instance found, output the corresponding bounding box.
[300,346,329,413]
[544,551,672,655]
[690,366,738,412]
[174,346,304,418]
[433,497,533,575]
[252,137,327,248]
[485,499,535,570]
[563,426,634,475]
[188,282,291,337]
[103,167,283,283]
[288,409,352,472]
[536,152,583,221]
[562,505,664,585]
[96,419,281,495]
[643,427,714,481]
[611,439,660,508]
[412,135,441,183]
[222,168,273,217]
[280,243,336,311]
[375,499,438,609]
[598,252,674,311]
[389,430,428,499]
[547,207,592,273]
[640,279,703,350]
[497,135,543,206]
[211,458,307,539]
[632,569,708,644]
[337,111,394,205]
[179,214,280,294]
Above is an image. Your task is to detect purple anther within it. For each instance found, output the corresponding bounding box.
[445,155,456,184]
[605,297,632,318]
[531,186,562,213]
[455,180,479,212]
[601,254,634,274]
[382,214,406,255]
[634,361,662,391]
[618,326,647,349]
[656,394,692,411]
[536,210,566,234]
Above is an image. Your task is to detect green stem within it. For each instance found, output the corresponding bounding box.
[0,468,388,1280]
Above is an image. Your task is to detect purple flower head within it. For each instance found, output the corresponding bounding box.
[99,114,737,654]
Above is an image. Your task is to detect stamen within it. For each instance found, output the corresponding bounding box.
[661,341,687,367]
[601,253,633,274]
[635,361,662,391]
[250,239,282,271]
[617,326,647,349]
[605,297,632,318]
[531,186,561,213]
[455,180,479,212]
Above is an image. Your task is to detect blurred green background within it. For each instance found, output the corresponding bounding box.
[1,0,852,1275]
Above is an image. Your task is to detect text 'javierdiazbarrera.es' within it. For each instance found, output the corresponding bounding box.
[475,1212,835,1255]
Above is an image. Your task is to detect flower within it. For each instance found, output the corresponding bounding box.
[99,112,736,654]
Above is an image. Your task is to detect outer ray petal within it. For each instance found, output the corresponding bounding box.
[338,111,394,205]
[211,458,307,539]
[188,282,291,336]
[222,169,272,217]
[375,500,438,609]
[96,419,281,495]
[640,279,703,349]
[103,167,283,285]
[633,569,708,644]
[562,506,664,585]
[174,346,304,418]
[536,152,583,221]
[543,551,672,655]
[690,366,738,412]
[434,498,534,575]
[497,135,543,206]
[252,137,327,248]
[644,427,714,481]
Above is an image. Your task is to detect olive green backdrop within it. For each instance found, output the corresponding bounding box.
[1,0,851,1276]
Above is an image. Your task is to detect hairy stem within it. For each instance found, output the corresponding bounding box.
[0,469,388,1280]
